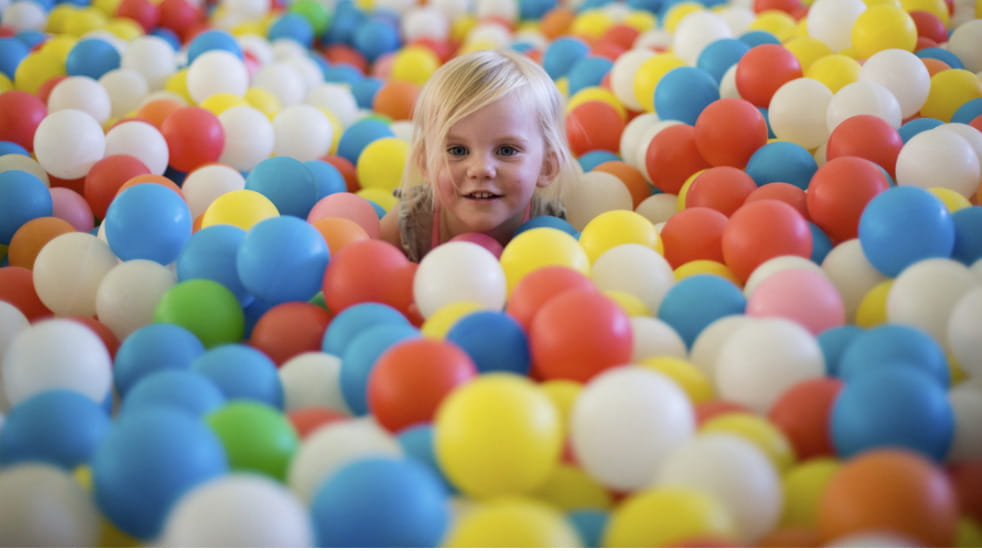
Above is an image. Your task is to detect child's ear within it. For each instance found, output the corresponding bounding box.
[537,149,561,188]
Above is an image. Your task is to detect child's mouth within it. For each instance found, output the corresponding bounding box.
[463,192,502,200]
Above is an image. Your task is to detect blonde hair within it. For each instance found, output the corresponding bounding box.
[400,49,581,202]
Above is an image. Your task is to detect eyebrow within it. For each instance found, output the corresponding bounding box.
[445,133,531,145]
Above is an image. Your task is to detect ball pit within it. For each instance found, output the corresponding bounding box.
[1,0,982,546]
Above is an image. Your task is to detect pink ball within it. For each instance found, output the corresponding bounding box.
[448,232,503,258]
[746,268,845,335]
[50,187,94,232]
[307,192,381,239]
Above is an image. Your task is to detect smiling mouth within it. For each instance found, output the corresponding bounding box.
[463,191,502,200]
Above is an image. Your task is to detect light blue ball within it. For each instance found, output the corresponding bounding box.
[578,150,621,172]
[119,370,226,418]
[310,457,450,547]
[0,141,29,156]
[898,117,943,143]
[654,66,720,125]
[657,274,746,348]
[858,186,954,277]
[336,117,395,165]
[542,36,590,80]
[915,47,964,70]
[567,56,614,96]
[739,30,781,47]
[568,509,609,548]
[0,390,111,470]
[104,183,192,265]
[113,323,206,397]
[305,159,348,199]
[176,224,250,303]
[186,29,243,64]
[817,324,865,377]
[516,215,579,238]
[268,13,315,48]
[952,206,982,265]
[952,98,982,125]
[245,156,319,218]
[519,0,558,19]
[321,301,411,357]
[0,169,51,244]
[322,62,364,87]
[697,37,749,84]
[396,424,455,494]
[65,37,120,79]
[745,141,817,190]
[837,323,948,387]
[808,222,833,264]
[191,343,284,409]
[445,310,531,375]
[0,36,30,79]
[340,324,419,415]
[236,215,330,305]
[350,76,384,109]
[352,19,400,62]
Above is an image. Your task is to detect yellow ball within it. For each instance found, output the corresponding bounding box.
[603,487,736,547]
[805,54,862,93]
[851,5,917,60]
[638,355,714,404]
[421,301,488,339]
[633,53,686,113]
[165,69,193,105]
[677,169,705,211]
[200,92,247,115]
[855,278,893,327]
[700,412,797,473]
[570,9,615,39]
[245,87,281,120]
[451,15,478,43]
[579,209,662,263]
[929,186,973,212]
[356,187,398,212]
[390,46,441,86]
[780,458,840,527]
[0,73,12,92]
[105,17,144,40]
[949,354,967,387]
[675,259,742,284]
[623,10,658,32]
[957,517,982,548]
[921,69,982,122]
[539,379,582,439]
[46,4,80,33]
[356,137,409,192]
[749,10,799,42]
[14,51,66,95]
[200,189,280,230]
[443,497,582,547]
[65,8,108,37]
[785,37,835,73]
[603,289,650,316]
[39,35,77,61]
[664,2,705,33]
[901,0,949,24]
[531,464,613,511]
[94,0,123,16]
[568,86,627,120]
[499,228,590,294]
[435,373,563,498]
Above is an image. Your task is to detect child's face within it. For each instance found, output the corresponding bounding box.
[429,93,558,240]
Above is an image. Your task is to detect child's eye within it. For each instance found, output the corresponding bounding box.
[447,145,468,157]
[497,145,519,156]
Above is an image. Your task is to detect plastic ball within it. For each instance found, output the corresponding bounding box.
[746,268,845,335]
[654,66,720,126]
[806,156,891,243]
[949,286,982,378]
[443,496,580,547]
[803,54,859,94]
[697,37,750,84]
[0,463,100,546]
[5,216,71,270]
[272,104,333,161]
[160,106,224,173]
[604,487,735,547]
[320,301,410,357]
[897,127,980,199]
[339,323,420,416]
[681,166,753,215]
[191,344,283,408]
[0,90,47,152]
[631,52,686,113]
[248,301,329,366]
[277,352,347,415]
[82,154,150,220]
[103,183,191,265]
[0,170,51,244]
[566,100,624,156]
[33,109,105,180]
[307,192,381,239]
[504,264,595,331]
[657,273,747,348]
[564,170,635,230]
[767,77,833,150]
[693,97,768,168]
[887,257,976,346]
[0,389,110,469]
[104,120,169,176]
[851,5,917,60]
[199,189,278,231]
[112,322,204,398]
[242,157,316,219]
[413,241,506,318]
[94,259,174,341]
[644,123,712,194]
[722,199,812,283]
[826,80,903,135]
[321,239,415,317]
[175,224,247,302]
[354,137,407,192]
[858,49,930,119]
[735,44,802,108]
[858,186,954,277]
[499,227,589,293]
[826,114,903,178]
[577,209,660,263]
[30,231,115,318]
[205,401,298,481]
[745,140,817,190]
[120,370,224,418]
[153,279,245,348]
[768,378,843,461]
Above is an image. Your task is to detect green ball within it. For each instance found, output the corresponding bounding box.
[206,401,300,481]
[154,279,245,348]
[288,0,331,36]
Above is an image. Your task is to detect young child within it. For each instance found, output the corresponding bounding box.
[379,48,582,262]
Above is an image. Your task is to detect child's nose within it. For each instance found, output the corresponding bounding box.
[467,155,496,179]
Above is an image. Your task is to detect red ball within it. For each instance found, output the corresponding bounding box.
[947,460,982,525]
[368,338,478,433]
[505,265,596,330]
[767,377,843,461]
[157,0,204,41]
[83,154,151,219]
[287,407,349,440]
[0,266,53,322]
[529,288,633,383]
[0,90,47,151]
[721,199,812,283]
[694,98,769,168]
[644,123,711,194]
[684,166,758,215]
[735,44,803,108]
[744,182,807,219]
[249,301,333,366]
[752,0,804,14]
[659,206,728,269]
[320,154,360,193]
[826,114,903,178]
[909,10,948,44]
[116,0,159,32]
[566,100,625,157]
[321,239,416,318]
[160,106,224,173]
[805,156,891,243]
[694,399,750,426]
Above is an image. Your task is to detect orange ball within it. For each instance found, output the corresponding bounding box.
[248,301,333,366]
[818,448,959,547]
[311,216,370,256]
[135,97,183,129]
[684,166,758,216]
[321,44,368,74]
[735,44,803,108]
[540,7,576,39]
[117,173,185,200]
[721,199,812,283]
[320,239,416,319]
[756,526,823,547]
[592,160,651,208]
[805,156,890,243]
[566,100,625,157]
[744,182,807,219]
[372,80,420,122]
[659,207,727,269]
[644,124,712,194]
[505,265,596,330]
[287,407,349,440]
[921,57,950,76]
[7,216,75,270]
[825,114,903,179]
[694,97,769,168]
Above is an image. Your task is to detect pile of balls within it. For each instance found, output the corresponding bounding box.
[1,0,982,546]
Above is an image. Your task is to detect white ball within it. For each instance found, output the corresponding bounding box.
[858,48,930,119]
[95,259,176,340]
[33,232,119,318]
[618,111,660,174]
[947,383,982,462]
[474,0,517,21]
[401,5,450,42]
[633,28,673,51]
[947,19,982,74]
[0,301,29,363]
[821,238,888,322]
[33,109,106,180]
[270,39,309,61]
[570,366,695,492]
[429,0,472,19]
[948,287,982,378]
[806,0,867,52]
[182,163,247,218]
[940,123,982,175]
[719,63,740,100]
[1,1,45,30]
[0,463,100,546]
[464,22,512,49]
[287,417,403,503]
[635,193,679,226]
[744,255,824,297]
[566,171,635,231]
[896,128,981,198]
[826,80,903,133]
[630,315,687,362]
[716,6,755,35]
[0,153,49,186]
[47,76,112,125]
[160,473,314,547]
[413,241,506,319]
[217,105,274,172]
[656,433,781,543]
[282,55,324,93]
[611,49,656,112]
[590,243,675,314]
[272,104,333,161]
[305,83,360,128]
[714,318,825,413]
[104,119,169,175]
[186,50,249,105]
[886,258,977,346]
[237,33,274,65]
[120,35,177,91]
[278,352,350,414]
[673,11,733,67]
[390,120,413,143]
[2,318,112,406]
[768,78,834,150]
[373,0,415,14]
[100,68,149,121]
[824,531,920,547]
[252,62,306,107]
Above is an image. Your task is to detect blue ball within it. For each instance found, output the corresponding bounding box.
[628,0,664,12]
[186,29,243,64]
[352,19,400,62]
[350,76,384,109]
[568,509,609,548]
[898,117,944,143]
[739,30,781,47]
[0,36,30,80]
[745,141,817,189]
[177,224,250,303]
[578,150,621,171]
[322,62,365,86]
[0,390,111,470]
[323,0,365,45]
[340,324,419,415]
[657,274,746,348]
[837,323,948,387]
[952,206,982,265]
[245,156,319,218]
[114,323,206,396]
[831,365,954,462]
[191,343,284,409]
[758,106,776,139]
[92,407,228,540]
[817,324,865,377]
[808,222,833,264]
[65,37,120,79]
[236,215,330,305]
[104,183,192,265]
[149,28,181,51]
[519,0,558,19]
[697,37,750,84]
[241,295,275,340]
[310,457,450,547]
[14,30,46,50]
[654,66,720,126]
[952,98,982,125]
[542,36,590,80]
[305,159,347,200]
[269,12,316,48]
[321,301,411,357]
[119,370,226,418]
[858,186,954,277]
[445,310,531,375]
[567,56,614,96]
[915,47,964,70]
[0,169,52,243]
[396,424,455,494]
[336,117,396,165]
[0,141,29,156]
[516,215,579,238]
